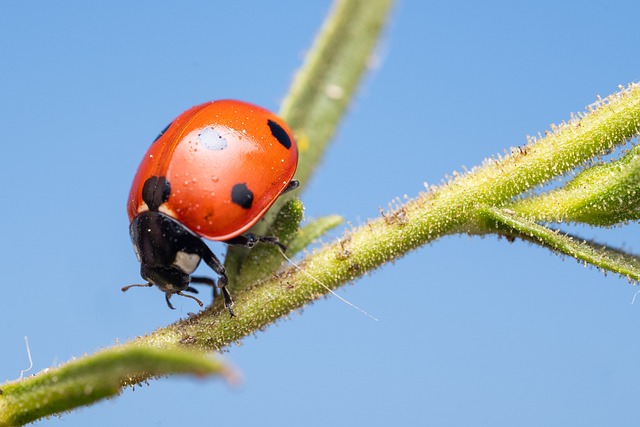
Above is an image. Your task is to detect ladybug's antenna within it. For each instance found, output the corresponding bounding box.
[277,249,379,321]
[164,291,204,310]
[176,291,204,307]
[121,283,153,292]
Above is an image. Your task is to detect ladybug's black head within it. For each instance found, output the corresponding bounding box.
[140,265,201,310]
[122,266,205,310]
[127,208,208,309]
[121,264,203,310]
[141,265,189,293]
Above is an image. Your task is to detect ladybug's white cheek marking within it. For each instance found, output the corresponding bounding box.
[139,201,177,218]
[137,202,150,214]
[158,204,177,218]
[173,251,201,274]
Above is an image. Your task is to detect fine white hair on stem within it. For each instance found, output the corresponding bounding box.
[20,336,33,380]
[279,249,379,321]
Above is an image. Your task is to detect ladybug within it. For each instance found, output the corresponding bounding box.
[123,100,299,315]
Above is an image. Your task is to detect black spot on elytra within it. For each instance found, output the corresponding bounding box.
[267,119,292,149]
[153,121,172,143]
[231,183,253,209]
[142,176,171,211]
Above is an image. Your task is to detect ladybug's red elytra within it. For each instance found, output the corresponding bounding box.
[124,100,299,314]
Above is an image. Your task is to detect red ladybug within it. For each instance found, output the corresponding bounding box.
[124,100,299,314]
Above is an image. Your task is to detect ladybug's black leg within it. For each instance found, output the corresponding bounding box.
[190,276,215,288]
[190,276,225,300]
[193,245,235,317]
[164,289,204,310]
[175,291,204,307]
[189,277,215,299]
[165,293,176,310]
[225,234,287,252]
[282,179,300,194]
[222,179,298,252]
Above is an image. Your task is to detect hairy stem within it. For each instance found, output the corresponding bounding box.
[130,84,640,351]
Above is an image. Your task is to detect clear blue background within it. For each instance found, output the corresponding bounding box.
[1,1,640,426]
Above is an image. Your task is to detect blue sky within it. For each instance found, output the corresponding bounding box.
[1,1,640,426]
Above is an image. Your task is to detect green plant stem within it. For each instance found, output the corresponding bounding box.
[4,86,639,426]
[225,0,395,277]
[475,206,640,280]
[128,84,640,351]
[0,347,232,427]
[508,145,640,225]
[2,85,639,427]
[279,0,394,187]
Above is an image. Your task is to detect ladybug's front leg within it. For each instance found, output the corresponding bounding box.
[195,244,235,317]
